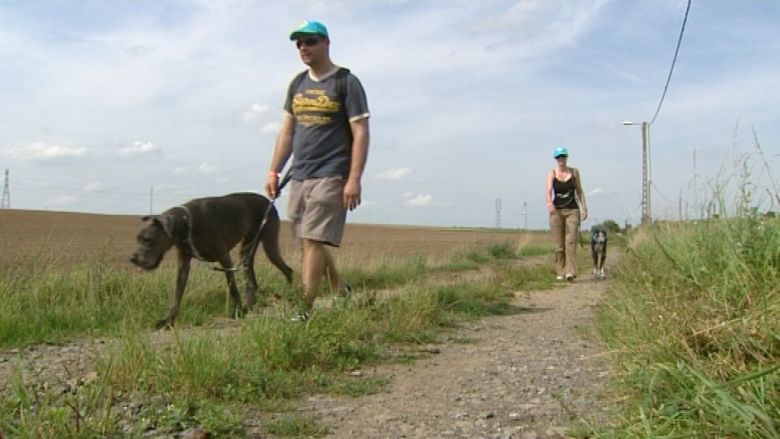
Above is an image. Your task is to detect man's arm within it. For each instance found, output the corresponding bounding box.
[265,114,295,199]
[343,117,369,210]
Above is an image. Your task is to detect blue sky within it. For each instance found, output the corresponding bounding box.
[1,0,778,229]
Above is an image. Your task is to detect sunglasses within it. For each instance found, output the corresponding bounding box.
[296,37,322,49]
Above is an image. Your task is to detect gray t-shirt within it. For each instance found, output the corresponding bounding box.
[284,67,370,180]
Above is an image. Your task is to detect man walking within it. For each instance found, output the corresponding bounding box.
[265,20,370,321]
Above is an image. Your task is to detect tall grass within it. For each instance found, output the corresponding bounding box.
[596,216,779,437]
[594,135,780,437]
[0,240,554,436]
[0,239,552,349]
[0,262,295,347]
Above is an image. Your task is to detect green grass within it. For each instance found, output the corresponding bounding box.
[265,414,329,437]
[0,262,286,348]
[594,217,780,437]
[340,255,429,291]
[0,240,555,436]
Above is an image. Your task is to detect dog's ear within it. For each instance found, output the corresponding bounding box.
[152,215,175,238]
[156,215,174,238]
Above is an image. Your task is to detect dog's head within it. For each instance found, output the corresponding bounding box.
[129,213,177,270]
[591,226,607,245]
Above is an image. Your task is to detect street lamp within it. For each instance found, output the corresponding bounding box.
[622,120,651,225]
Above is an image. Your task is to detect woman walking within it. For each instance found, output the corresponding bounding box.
[545,147,588,281]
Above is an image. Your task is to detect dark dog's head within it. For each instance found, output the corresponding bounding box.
[130,213,177,270]
[591,225,607,247]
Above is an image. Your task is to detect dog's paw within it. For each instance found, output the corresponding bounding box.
[155,319,173,330]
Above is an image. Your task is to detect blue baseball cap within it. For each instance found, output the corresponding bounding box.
[289,20,329,40]
[553,147,569,158]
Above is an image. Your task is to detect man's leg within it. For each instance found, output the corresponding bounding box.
[301,239,345,310]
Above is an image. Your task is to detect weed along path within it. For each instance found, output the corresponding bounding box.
[268,274,612,438]
[0,253,614,437]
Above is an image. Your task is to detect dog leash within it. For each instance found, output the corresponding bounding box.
[238,168,293,271]
[216,168,293,273]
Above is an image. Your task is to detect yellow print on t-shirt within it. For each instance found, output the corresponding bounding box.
[292,91,341,116]
[297,114,332,127]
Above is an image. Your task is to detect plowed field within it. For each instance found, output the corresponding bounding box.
[0,209,547,269]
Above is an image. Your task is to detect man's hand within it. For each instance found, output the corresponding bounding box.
[265,172,279,199]
[343,178,361,211]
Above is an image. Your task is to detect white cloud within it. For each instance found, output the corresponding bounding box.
[242,103,270,122]
[118,141,161,157]
[197,163,220,174]
[406,193,433,206]
[481,0,607,49]
[376,168,411,180]
[47,195,79,206]
[261,122,281,135]
[83,182,115,192]
[3,142,87,162]
[587,187,603,197]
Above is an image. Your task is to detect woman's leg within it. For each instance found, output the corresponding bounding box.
[549,210,566,276]
[563,209,581,276]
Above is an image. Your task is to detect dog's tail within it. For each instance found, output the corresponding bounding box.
[260,206,294,283]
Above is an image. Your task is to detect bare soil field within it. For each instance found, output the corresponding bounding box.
[0,209,548,269]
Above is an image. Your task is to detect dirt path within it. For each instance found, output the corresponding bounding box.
[256,276,612,438]
[1,268,613,438]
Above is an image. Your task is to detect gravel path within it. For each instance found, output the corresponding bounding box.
[267,276,612,439]
[1,270,613,439]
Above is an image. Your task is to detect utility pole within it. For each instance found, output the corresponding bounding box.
[1,169,10,209]
[522,200,528,230]
[693,148,698,219]
[622,121,651,225]
[495,198,502,229]
[678,189,682,221]
[641,121,651,225]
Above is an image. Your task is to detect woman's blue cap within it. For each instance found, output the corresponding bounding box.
[290,20,329,40]
[553,147,569,158]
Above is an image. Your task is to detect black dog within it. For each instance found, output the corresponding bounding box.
[130,192,293,328]
[590,225,608,279]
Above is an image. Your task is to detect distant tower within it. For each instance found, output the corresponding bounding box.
[522,201,528,230]
[495,198,502,229]
[1,169,9,209]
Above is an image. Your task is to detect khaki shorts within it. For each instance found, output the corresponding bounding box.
[288,176,347,247]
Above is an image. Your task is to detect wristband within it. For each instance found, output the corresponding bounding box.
[268,171,280,177]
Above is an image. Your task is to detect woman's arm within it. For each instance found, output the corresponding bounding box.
[545,170,556,213]
[574,168,588,220]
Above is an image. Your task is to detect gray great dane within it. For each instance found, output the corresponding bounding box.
[590,224,608,279]
[130,192,293,329]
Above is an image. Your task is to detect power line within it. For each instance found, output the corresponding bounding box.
[649,0,693,126]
